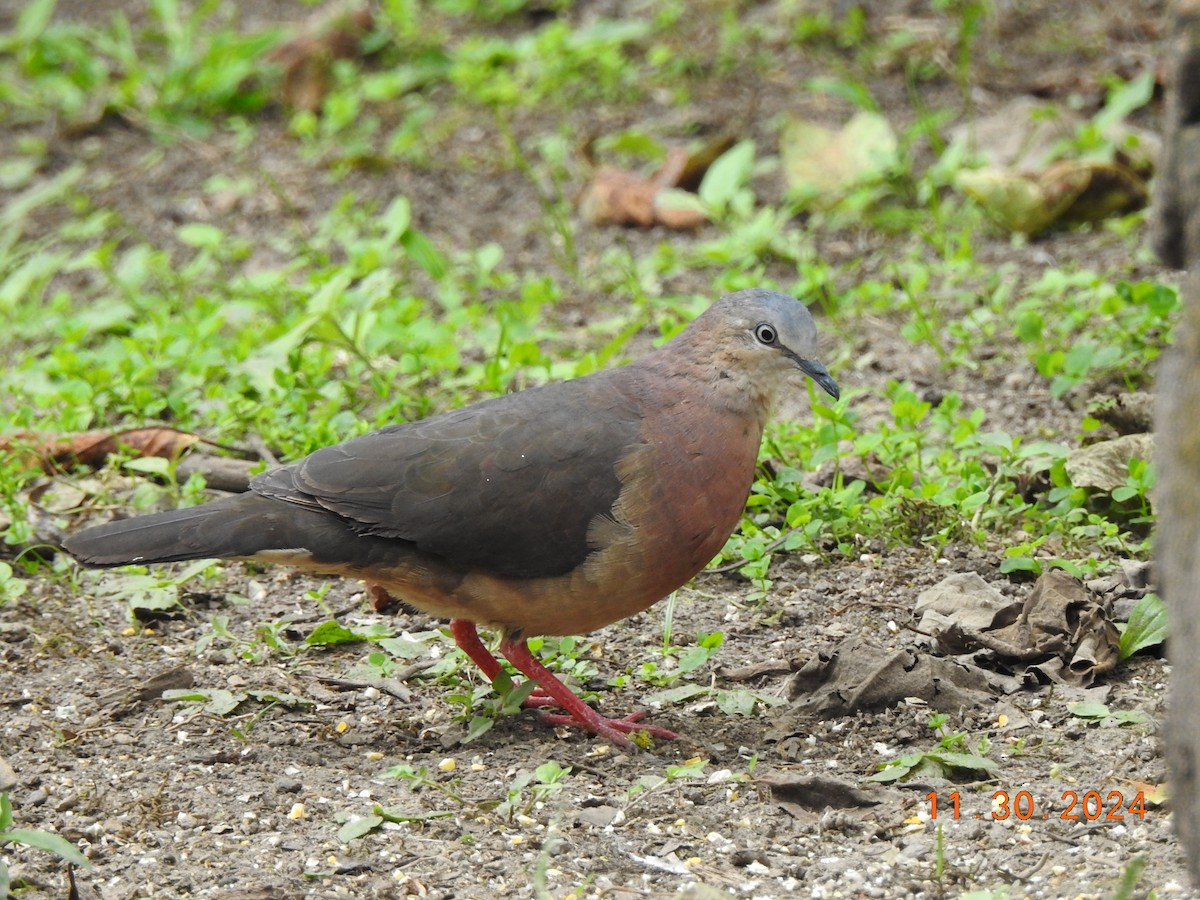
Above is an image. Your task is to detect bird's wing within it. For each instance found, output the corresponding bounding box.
[251,372,645,579]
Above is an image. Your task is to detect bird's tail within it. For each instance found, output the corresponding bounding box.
[63,493,299,567]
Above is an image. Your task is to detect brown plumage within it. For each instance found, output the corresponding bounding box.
[64,289,838,746]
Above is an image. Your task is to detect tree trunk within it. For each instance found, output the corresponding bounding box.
[1159,271,1200,884]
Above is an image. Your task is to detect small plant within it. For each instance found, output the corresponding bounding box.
[194,614,297,663]
[1067,702,1151,728]
[1,792,92,896]
[451,670,540,744]
[1118,593,1167,661]
[86,558,217,618]
[0,562,28,605]
[637,631,725,687]
[870,714,999,783]
[495,761,572,821]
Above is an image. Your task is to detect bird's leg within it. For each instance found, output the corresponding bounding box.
[448,619,558,707]
[448,618,504,680]
[445,619,678,745]
[367,583,401,613]
[498,634,678,746]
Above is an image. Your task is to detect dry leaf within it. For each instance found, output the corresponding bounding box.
[948,95,1159,174]
[1065,433,1155,493]
[1120,778,1168,806]
[578,140,731,230]
[780,111,898,202]
[917,571,1122,688]
[958,160,1147,235]
[1,428,241,473]
[269,5,375,112]
[784,634,994,715]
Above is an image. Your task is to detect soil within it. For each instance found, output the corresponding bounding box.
[0,2,1188,898]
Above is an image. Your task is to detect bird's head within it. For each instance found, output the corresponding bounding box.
[674,289,839,418]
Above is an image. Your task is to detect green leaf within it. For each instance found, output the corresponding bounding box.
[1069,702,1111,720]
[1069,702,1149,728]
[999,556,1042,575]
[675,644,714,674]
[1095,70,1156,132]
[3,828,92,868]
[375,805,455,823]
[123,456,172,477]
[462,715,495,743]
[867,754,922,783]
[698,140,755,212]
[715,689,761,717]
[337,815,383,843]
[929,751,999,773]
[246,690,313,708]
[163,688,246,716]
[305,621,361,645]
[1119,592,1167,661]
[376,636,432,659]
[13,0,56,44]
[534,761,570,784]
[654,187,707,220]
[0,792,12,831]
[497,678,539,716]
[781,111,897,201]
[381,196,412,244]
[642,683,709,706]
[1108,709,1151,727]
[664,757,708,780]
[173,559,218,584]
[176,222,225,251]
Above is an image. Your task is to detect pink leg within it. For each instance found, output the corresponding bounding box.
[449,619,504,680]
[499,634,678,747]
[433,615,678,746]
[449,619,558,707]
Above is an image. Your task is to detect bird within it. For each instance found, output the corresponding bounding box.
[64,288,839,747]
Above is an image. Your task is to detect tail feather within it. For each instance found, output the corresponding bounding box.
[64,493,297,567]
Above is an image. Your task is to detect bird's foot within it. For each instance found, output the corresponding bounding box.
[536,708,679,742]
[513,688,562,709]
[446,618,677,747]
[499,634,677,748]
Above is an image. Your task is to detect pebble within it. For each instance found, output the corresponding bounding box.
[23,786,49,807]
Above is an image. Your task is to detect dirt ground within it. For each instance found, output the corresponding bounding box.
[0,1,1189,898]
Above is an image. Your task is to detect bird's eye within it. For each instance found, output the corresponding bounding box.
[754,323,777,345]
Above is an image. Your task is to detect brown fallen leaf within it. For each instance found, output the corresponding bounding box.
[578,140,732,230]
[1064,433,1155,495]
[957,159,1148,235]
[757,773,883,822]
[757,773,880,811]
[917,570,1122,687]
[1119,778,1168,807]
[269,4,375,112]
[1,428,250,474]
[718,658,801,681]
[784,634,995,715]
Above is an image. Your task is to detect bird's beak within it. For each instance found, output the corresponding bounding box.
[799,359,839,400]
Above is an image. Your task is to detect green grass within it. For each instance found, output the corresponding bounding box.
[0,1,1175,727]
